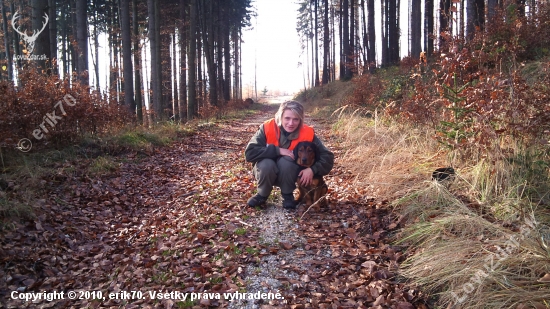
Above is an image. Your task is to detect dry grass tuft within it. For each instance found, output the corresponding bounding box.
[332,108,446,199]
[400,214,550,309]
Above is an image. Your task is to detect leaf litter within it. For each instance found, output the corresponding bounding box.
[1,104,428,308]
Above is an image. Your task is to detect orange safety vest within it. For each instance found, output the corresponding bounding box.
[263,118,314,150]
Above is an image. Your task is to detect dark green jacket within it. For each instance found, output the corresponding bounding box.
[244,122,334,176]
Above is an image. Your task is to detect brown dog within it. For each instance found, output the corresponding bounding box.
[293,141,328,207]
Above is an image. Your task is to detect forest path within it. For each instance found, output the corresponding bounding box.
[1,101,425,308]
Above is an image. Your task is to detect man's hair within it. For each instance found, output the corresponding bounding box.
[274,100,304,127]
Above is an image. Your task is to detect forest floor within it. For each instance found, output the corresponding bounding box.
[1,100,428,308]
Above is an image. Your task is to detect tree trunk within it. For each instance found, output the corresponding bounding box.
[70,0,77,79]
[179,0,187,121]
[32,0,51,70]
[1,0,13,81]
[411,0,421,58]
[188,0,197,120]
[467,0,485,39]
[339,0,344,80]
[388,0,399,64]
[360,0,368,74]
[322,0,329,84]
[460,0,465,39]
[76,0,88,84]
[350,0,355,77]
[223,11,231,102]
[487,0,498,22]
[121,0,134,110]
[343,0,351,79]
[313,0,320,86]
[381,0,388,66]
[172,33,179,119]
[425,0,433,56]
[439,0,451,49]
[10,2,21,71]
[93,7,99,89]
[215,2,224,103]
[367,0,376,72]
[331,4,336,79]
[233,28,239,100]
[48,0,57,75]
[154,0,166,116]
[133,0,143,123]
[197,27,204,107]
[147,0,162,118]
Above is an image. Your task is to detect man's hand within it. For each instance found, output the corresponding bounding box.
[279,148,294,160]
[298,168,313,186]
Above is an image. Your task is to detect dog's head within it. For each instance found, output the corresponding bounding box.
[294,141,319,168]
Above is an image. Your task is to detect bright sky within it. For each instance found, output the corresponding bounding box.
[241,0,305,97]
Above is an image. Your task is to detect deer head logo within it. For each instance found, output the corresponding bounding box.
[11,11,49,54]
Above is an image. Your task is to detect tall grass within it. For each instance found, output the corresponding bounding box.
[331,107,446,199]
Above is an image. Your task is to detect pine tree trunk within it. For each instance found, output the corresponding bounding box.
[199,0,217,106]
[173,33,179,119]
[48,0,57,75]
[425,0,433,56]
[1,0,13,81]
[367,0,376,72]
[121,0,134,111]
[388,0,399,64]
[381,0,388,66]
[360,0,368,74]
[314,0,320,86]
[339,0,344,80]
[331,5,336,79]
[32,0,51,70]
[76,0,88,84]
[70,0,77,78]
[349,0,355,77]
[93,8,100,89]
[475,0,485,31]
[223,19,231,101]
[179,0,187,121]
[133,0,143,123]
[215,2,224,103]
[343,0,351,79]
[411,0,421,58]
[60,2,68,78]
[148,0,162,118]
[154,0,166,117]
[233,28,239,100]
[439,0,451,49]
[10,2,21,71]
[322,0,330,84]
[188,0,197,120]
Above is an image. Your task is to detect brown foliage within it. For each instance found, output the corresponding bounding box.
[0,69,132,150]
[378,1,550,154]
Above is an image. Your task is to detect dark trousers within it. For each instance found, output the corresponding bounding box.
[253,156,299,197]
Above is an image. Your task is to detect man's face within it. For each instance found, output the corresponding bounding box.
[282,110,301,133]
